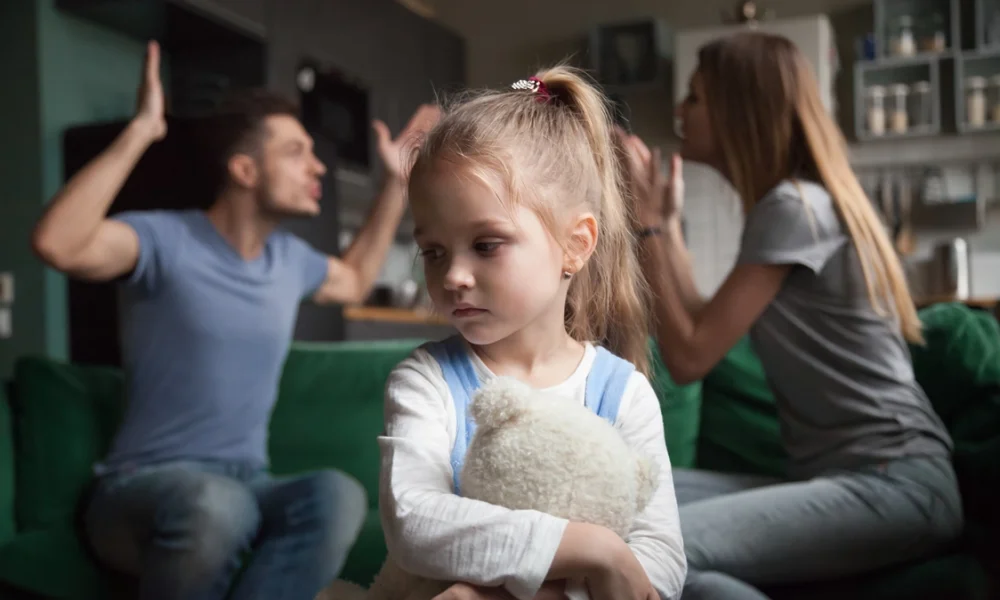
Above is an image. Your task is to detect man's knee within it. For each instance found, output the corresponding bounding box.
[84,466,260,582]
[302,470,368,538]
[265,469,367,558]
[159,472,261,573]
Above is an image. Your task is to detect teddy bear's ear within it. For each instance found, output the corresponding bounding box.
[470,377,533,429]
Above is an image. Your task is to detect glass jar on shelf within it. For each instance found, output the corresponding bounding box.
[909,80,933,130]
[891,15,916,57]
[865,85,886,135]
[989,74,1000,124]
[889,83,909,133]
[918,13,947,53]
[966,76,987,128]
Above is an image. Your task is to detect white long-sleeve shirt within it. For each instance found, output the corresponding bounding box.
[378,343,687,600]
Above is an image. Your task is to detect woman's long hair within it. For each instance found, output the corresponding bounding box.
[697,32,922,342]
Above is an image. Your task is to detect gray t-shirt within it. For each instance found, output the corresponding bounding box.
[737,180,952,479]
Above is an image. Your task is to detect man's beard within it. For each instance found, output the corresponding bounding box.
[255,179,316,220]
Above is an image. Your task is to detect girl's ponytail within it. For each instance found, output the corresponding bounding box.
[535,66,651,374]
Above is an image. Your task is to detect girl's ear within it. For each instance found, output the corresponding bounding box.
[563,212,598,275]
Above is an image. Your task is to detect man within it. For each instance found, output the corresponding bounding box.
[31,41,439,600]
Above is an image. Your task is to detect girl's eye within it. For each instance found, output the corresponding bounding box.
[474,241,502,255]
[420,247,443,260]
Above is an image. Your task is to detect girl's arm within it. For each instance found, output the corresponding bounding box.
[379,351,611,600]
[616,373,688,600]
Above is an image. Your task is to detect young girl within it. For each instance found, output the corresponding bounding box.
[376,67,686,600]
[621,32,963,598]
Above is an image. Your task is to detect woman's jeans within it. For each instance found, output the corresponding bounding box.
[83,460,368,600]
[675,455,964,599]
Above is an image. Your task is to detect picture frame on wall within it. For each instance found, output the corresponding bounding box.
[589,19,673,89]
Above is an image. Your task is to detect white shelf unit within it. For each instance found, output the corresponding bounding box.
[955,48,1000,132]
[854,56,945,140]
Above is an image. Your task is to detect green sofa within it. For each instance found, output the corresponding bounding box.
[0,304,997,599]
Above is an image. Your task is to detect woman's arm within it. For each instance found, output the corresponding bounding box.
[639,224,789,384]
[642,217,704,317]
[379,352,615,600]
[619,134,790,385]
[626,147,703,318]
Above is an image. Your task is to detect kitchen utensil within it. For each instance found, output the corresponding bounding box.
[880,172,895,231]
[930,238,970,299]
[393,279,421,308]
[896,175,915,255]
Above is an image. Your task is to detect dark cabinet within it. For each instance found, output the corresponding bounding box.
[181,0,268,36]
[57,0,267,117]
[265,0,465,232]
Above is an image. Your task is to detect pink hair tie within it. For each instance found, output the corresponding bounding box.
[511,76,550,102]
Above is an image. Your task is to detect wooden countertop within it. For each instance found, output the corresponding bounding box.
[343,305,450,326]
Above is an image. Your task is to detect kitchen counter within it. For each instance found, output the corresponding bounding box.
[343,305,450,326]
[344,299,998,329]
[343,306,454,342]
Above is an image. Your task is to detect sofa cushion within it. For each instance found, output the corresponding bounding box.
[269,339,424,507]
[910,303,1000,424]
[11,357,124,531]
[908,303,1000,542]
[694,304,1000,484]
[647,340,702,469]
[0,528,109,599]
[339,509,389,586]
[696,336,785,477]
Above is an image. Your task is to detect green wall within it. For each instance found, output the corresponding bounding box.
[0,0,147,378]
[0,0,45,380]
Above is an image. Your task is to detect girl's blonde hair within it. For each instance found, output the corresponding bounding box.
[409,65,651,373]
[697,32,923,343]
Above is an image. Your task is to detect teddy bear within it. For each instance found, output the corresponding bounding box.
[318,376,659,600]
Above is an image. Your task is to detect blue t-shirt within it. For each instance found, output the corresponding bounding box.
[96,209,329,473]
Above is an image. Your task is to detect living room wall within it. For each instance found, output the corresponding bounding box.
[0,0,148,378]
[0,0,45,380]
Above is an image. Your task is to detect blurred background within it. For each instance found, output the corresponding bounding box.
[2,0,1000,376]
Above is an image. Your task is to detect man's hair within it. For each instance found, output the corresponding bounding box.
[215,89,300,159]
[199,89,300,194]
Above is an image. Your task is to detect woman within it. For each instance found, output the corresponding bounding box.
[621,31,963,599]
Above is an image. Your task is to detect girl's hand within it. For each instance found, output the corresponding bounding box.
[617,129,684,226]
[536,581,569,600]
[432,583,513,600]
[584,534,658,600]
[431,582,567,600]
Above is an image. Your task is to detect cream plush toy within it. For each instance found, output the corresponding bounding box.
[318,376,659,600]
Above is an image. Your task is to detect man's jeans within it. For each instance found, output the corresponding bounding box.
[83,460,367,600]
